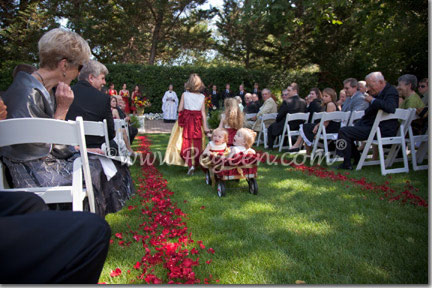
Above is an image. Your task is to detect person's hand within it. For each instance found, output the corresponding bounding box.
[88,148,105,155]
[54,82,74,120]
[125,116,131,122]
[312,124,318,134]
[0,99,7,120]
[251,116,257,121]
[365,94,374,103]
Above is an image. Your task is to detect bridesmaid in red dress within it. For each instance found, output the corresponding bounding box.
[119,83,130,114]
[131,85,141,115]
[107,83,117,96]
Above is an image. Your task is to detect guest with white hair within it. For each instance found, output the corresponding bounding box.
[335,71,399,170]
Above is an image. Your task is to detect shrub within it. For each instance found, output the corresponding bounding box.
[207,109,222,130]
[104,65,272,113]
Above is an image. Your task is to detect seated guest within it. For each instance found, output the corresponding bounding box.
[342,78,369,112]
[218,98,244,146]
[289,88,339,153]
[110,97,135,156]
[243,93,256,114]
[0,191,110,284]
[397,74,425,113]
[267,85,306,149]
[116,96,139,144]
[306,87,323,122]
[0,28,134,216]
[244,88,277,132]
[336,71,398,170]
[235,96,244,112]
[66,60,116,150]
[418,78,428,106]
[358,80,367,95]
[337,89,346,111]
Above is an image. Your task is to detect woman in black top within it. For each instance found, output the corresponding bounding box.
[288,88,340,154]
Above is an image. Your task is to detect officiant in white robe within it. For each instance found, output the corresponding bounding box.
[162,84,178,123]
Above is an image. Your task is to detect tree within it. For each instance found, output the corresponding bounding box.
[0,0,58,65]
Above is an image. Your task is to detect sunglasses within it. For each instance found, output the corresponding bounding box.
[420,85,427,88]
[63,58,83,72]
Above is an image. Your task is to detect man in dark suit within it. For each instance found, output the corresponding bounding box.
[66,60,115,150]
[336,72,399,169]
[267,85,307,149]
[244,93,260,114]
[253,82,262,102]
[221,83,234,106]
[210,84,220,109]
[0,191,110,284]
[237,84,246,105]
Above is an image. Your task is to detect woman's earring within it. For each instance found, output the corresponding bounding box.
[63,72,66,78]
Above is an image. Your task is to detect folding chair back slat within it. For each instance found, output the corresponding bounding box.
[348,110,365,126]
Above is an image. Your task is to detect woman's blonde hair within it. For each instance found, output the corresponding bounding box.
[223,98,244,130]
[212,128,228,143]
[237,128,256,149]
[184,73,205,93]
[38,28,91,70]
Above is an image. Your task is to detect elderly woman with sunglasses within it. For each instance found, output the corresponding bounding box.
[0,28,135,216]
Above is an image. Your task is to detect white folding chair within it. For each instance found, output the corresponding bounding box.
[83,120,132,165]
[0,117,95,212]
[279,112,310,151]
[348,110,365,126]
[408,127,428,171]
[311,111,351,165]
[256,113,278,148]
[245,113,257,121]
[356,109,414,175]
[390,111,428,171]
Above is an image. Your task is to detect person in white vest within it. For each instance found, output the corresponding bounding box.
[162,84,178,123]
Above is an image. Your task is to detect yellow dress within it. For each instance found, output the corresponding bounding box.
[164,121,206,167]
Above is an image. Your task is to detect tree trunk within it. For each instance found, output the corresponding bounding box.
[148,13,164,65]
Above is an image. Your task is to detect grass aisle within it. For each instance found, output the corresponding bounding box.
[101,133,428,284]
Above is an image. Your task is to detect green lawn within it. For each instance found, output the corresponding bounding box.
[99,133,428,284]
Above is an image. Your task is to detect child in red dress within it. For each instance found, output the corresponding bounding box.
[203,128,230,156]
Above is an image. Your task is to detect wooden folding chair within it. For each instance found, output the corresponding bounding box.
[311,111,351,165]
[278,112,310,152]
[0,117,95,212]
[356,109,414,175]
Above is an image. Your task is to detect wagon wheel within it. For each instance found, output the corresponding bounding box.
[217,181,226,197]
[248,178,258,195]
[205,170,212,185]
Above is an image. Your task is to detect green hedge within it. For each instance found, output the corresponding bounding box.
[104,64,274,113]
[0,63,322,110]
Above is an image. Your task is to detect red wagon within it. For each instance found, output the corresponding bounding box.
[200,152,259,197]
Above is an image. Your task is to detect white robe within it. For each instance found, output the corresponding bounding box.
[162,90,178,120]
